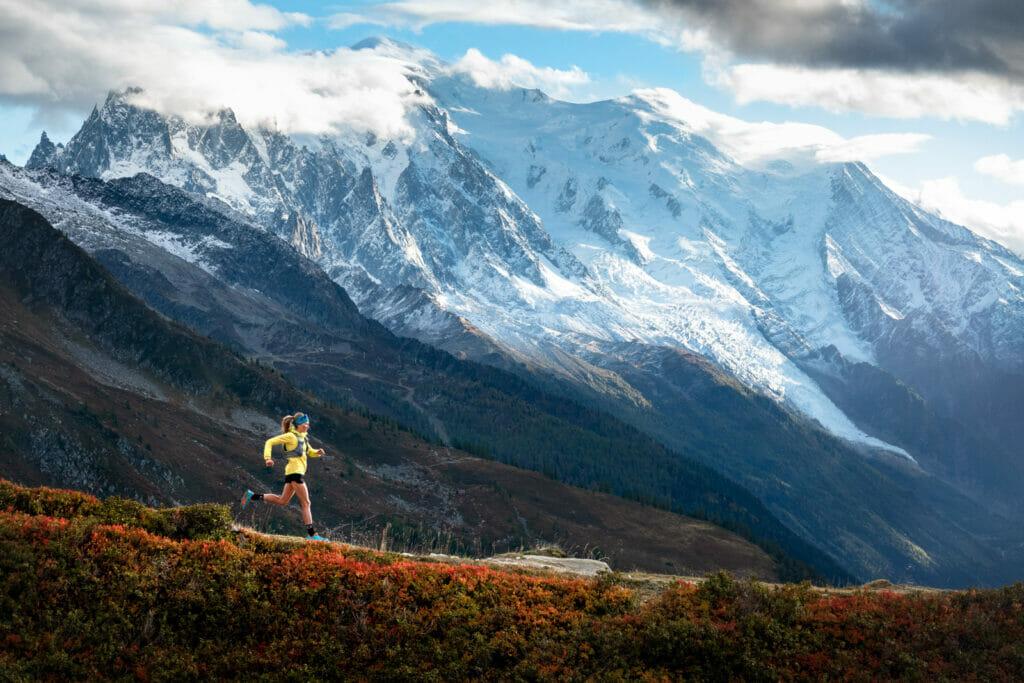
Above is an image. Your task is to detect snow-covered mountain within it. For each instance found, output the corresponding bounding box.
[27,95,871,445]
[18,38,1024,582]
[426,75,1024,502]
[431,78,1023,380]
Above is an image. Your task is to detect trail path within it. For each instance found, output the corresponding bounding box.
[233,526,944,601]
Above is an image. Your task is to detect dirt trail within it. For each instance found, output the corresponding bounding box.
[233,526,942,601]
[397,378,451,446]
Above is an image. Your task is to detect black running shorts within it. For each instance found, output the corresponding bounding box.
[284,473,305,484]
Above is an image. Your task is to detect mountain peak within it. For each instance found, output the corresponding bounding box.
[24,130,61,170]
[350,36,417,52]
[95,87,152,127]
[102,86,144,108]
[210,107,241,127]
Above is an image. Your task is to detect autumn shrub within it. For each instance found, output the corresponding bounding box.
[2,481,1024,680]
[0,510,638,680]
[149,503,234,541]
[0,479,101,518]
[0,479,232,541]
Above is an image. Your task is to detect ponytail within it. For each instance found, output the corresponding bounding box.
[281,412,307,433]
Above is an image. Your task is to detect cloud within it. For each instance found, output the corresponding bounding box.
[813,133,933,164]
[633,87,930,167]
[330,1,1024,80]
[230,30,288,53]
[0,0,430,140]
[639,0,1024,79]
[327,12,389,31]
[450,49,591,100]
[336,0,1024,123]
[884,175,1024,257]
[34,0,312,32]
[713,63,1024,125]
[975,154,1024,187]
[329,1,662,35]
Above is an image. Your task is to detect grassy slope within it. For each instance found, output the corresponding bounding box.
[2,481,1023,681]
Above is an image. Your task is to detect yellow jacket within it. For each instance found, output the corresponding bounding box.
[263,428,323,476]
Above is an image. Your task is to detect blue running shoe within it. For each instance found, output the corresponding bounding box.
[240,489,254,509]
[308,534,328,542]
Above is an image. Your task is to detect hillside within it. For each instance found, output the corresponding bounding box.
[11,65,1024,586]
[2,480,1023,680]
[4,165,1017,586]
[0,197,805,579]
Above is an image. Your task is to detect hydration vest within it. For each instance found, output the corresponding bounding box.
[274,432,308,460]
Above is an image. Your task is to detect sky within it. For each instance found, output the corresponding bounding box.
[1,0,1022,253]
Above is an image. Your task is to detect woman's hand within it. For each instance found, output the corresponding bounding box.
[265,459,274,468]
[317,448,327,457]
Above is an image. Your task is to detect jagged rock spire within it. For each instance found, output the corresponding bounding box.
[25,131,62,170]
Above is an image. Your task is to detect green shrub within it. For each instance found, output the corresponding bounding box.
[0,479,101,518]
[0,479,232,541]
[149,503,234,541]
[96,496,148,526]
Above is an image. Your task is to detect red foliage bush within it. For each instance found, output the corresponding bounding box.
[1,481,1023,680]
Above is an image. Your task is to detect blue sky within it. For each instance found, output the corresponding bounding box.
[1,0,1021,250]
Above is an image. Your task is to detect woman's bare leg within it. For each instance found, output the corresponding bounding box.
[294,483,313,526]
[262,482,296,506]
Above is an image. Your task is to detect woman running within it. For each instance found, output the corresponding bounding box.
[240,412,327,541]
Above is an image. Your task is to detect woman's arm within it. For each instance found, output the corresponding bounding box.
[262,433,295,465]
[307,433,326,458]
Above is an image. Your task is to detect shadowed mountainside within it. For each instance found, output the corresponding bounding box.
[0,198,799,579]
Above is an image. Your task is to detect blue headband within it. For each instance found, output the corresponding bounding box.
[294,414,309,426]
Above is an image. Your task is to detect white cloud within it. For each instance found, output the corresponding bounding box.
[714,63,1024,125]
[884,175,1024,257]
[41,0,311,32]
[231,30,288,53]
[331,1,664,35]
[327,12,389,30]
[333,0,1024,125]
[0,0,430,140]
[813,133,932,164]
[633,88,930,167]
[450,49,591,100]
[975,154,1024,187]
